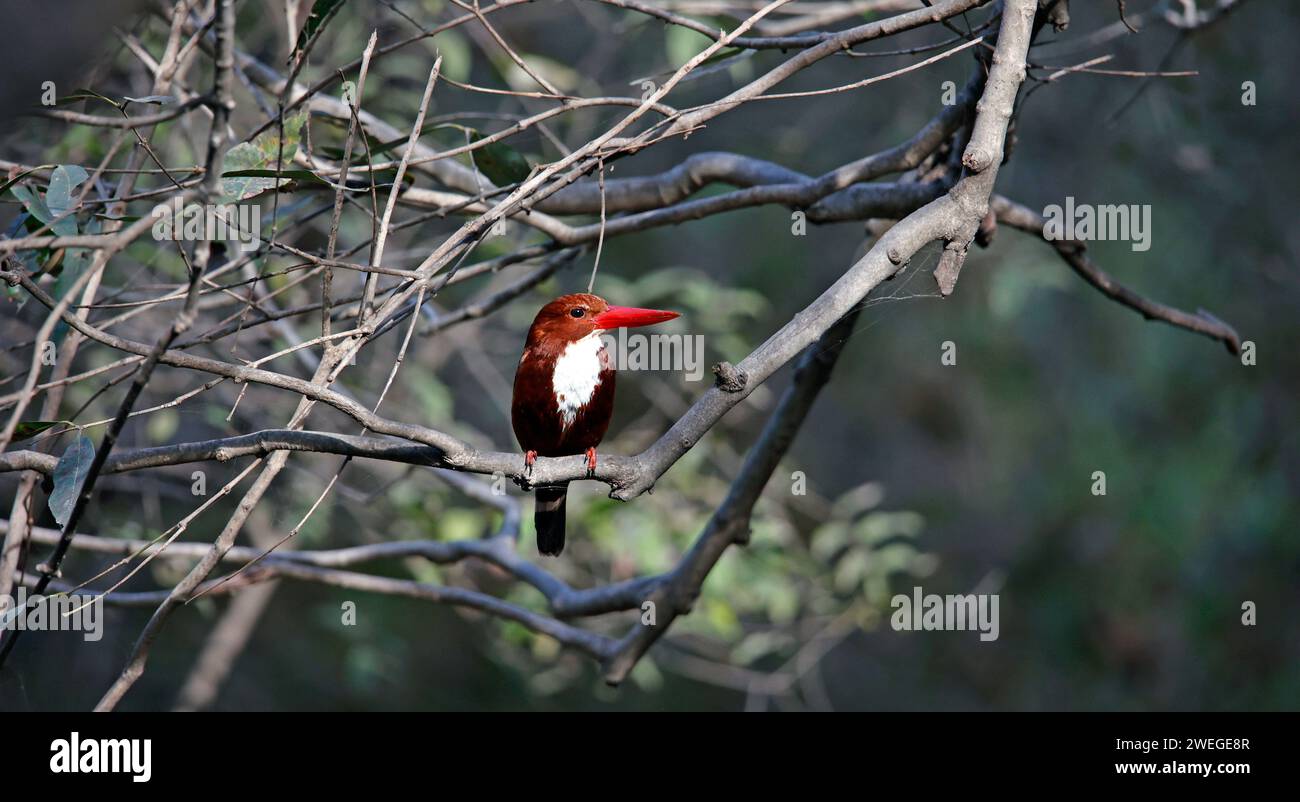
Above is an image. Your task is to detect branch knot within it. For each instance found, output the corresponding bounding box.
[712,362,748,393]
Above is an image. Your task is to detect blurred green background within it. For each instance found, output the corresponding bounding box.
[1,0,1296,710]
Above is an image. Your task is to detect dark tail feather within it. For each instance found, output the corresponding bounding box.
[535,485,568,556]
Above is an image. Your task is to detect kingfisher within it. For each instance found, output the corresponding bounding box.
[512,293,679,556]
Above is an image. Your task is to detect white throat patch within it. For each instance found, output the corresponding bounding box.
[552,332,605,430]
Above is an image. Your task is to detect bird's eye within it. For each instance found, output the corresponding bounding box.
[570,308,585,318]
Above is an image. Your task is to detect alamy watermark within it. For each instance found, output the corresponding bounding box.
[50,733,151,783]
[0,587,103,642]
[151,196,260,252]
[891,585,999,642]
[1043,196,1151,252]
[599,327,706,382]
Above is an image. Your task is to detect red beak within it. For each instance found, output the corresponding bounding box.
[592,305,679,330]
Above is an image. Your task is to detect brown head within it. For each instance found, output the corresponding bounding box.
[524,293,679,350]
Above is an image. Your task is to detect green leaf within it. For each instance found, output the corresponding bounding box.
[146,409,179,444]
[497,53,581,93]
[10,185,55,226]
[6,213,41,279]
[833,548,870,594]
[432,30,471,83]
[292,0,346,64]
[220,110,309,201]
[855,511,925,544]
[651,30,749,87]
[470,131,531,187]
[438,508,486,541]
[222,168,328,185]
[700,47,746,68]
[339,80,357,108]
[703,598,741,638]
[54,217,99,325]
[9,166,84,238]
[220,143,276,201]
[0,164,55,197]
[48,435,95,528]
[318,134,409,164]
[256,110,309,162]
[830,481,885,518]
[46,165,88,233]
[366,167,417,190]
[52,88,122,108]
[628,657,664,691]
[13,421,63,439]
[732,631,791,666]
[666,26,713,70]
[811,520,849,560]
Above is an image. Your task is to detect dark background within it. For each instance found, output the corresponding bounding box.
[0,0,1296,710]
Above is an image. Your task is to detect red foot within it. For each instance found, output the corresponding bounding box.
[585,447,597,473]
[524,450,537,472]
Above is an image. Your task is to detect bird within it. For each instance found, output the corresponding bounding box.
[512,293,679,556]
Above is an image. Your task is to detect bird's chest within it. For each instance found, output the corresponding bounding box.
[550,333,611,429]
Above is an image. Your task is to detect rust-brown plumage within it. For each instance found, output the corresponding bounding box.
[511,293,678,556]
